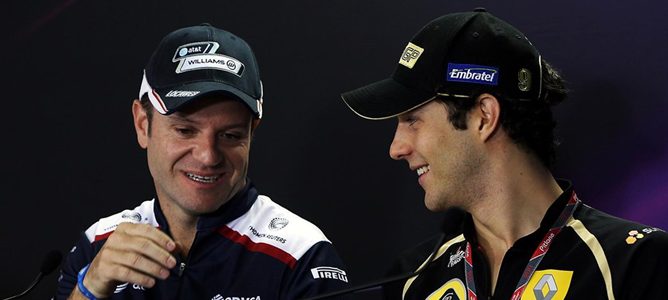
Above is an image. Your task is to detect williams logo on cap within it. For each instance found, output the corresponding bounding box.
[172,41,245,76]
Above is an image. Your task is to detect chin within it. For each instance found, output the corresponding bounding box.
[423,198,442,212]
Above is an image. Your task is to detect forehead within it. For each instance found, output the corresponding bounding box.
[397,100,444,119]
[163,95,253,125]
[177,95,252,117]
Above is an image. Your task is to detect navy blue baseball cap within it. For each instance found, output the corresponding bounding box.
[342,8,542,120]
[139,24,264,118]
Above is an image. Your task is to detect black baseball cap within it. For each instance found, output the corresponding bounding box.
[342,8,542,120]
[139,24,264,118]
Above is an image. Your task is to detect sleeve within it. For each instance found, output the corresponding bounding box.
[54,232,97,300]
[280,241,350,299]
[618,231,668,299]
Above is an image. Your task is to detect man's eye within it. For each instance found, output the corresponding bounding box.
[222,132,242,140]
[175,127,194,135]
[403,117,418,127]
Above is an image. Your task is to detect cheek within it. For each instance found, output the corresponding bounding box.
[147,137,189,166]
[224,145,251,167]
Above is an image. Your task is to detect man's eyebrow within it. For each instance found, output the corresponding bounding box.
[399,111,417,120]
[169,113,195,123]
[169,114,251,129]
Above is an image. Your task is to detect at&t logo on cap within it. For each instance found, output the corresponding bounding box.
[171,41,245,76]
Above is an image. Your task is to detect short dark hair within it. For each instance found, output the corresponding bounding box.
[437,59,567,168]
[139,95,154,134]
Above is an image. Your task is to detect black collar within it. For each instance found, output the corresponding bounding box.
[461,179,575,248]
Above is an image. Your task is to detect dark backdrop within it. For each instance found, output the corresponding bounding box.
[3,0,667,298]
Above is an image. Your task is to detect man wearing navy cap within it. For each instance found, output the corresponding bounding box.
[342,9,668,299]
[57,24,349,299]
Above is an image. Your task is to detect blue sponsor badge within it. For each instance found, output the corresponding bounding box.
[446,63,499,86]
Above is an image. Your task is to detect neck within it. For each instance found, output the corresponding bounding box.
[158,200,198,257]
[466,148,562,293]
[472,167,561,247]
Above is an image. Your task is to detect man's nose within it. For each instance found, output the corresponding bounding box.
[389,129,411,161]
[193,135,223,166]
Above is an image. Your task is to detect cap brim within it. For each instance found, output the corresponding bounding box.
[153,81,260,117]
[341,78,435,120]
[140,72,261,117]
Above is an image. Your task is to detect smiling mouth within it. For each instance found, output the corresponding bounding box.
[186,173,220,183]
[417,165,430,176]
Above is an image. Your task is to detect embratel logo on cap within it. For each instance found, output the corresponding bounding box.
[399,42,424,69]
[446,63,498,86]
[172,41,245,76]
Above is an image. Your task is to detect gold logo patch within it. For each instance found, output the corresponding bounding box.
[518,68,532,91]
[398,42,424,69]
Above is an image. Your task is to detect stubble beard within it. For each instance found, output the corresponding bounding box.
[427,144,488,213]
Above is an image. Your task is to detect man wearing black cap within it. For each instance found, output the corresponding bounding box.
[56,24,349,299]
[342,9,668,299]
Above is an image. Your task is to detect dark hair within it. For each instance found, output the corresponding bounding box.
[438,59,567,168]
[139,95,154,134]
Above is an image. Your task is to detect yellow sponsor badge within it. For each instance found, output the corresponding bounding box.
[521,269,573,300]
[426,278,466,300]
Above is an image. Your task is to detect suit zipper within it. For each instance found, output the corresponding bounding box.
[178,262,186,277]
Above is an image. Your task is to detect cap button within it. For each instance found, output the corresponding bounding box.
[473,7,487,12]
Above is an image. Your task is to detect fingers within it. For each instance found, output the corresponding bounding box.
[119,222,176,253]
[113,223,177,269]
[81,223,178,298]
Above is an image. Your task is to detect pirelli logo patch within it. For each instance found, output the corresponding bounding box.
[398,42,424,69]
[310,266,348,283]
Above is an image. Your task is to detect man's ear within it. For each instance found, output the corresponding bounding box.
[251,118,261,134]
[473,93,501,142]
[132,99,149,149]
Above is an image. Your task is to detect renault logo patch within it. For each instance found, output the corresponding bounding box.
[521,270,573,300]
[399,42,424,69]
[172,41,245,76]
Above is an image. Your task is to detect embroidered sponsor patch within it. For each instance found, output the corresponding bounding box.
[626,227,663,244]
[518,68,532,91]
[172,41,245,76]
[310,266,348,282]
[269,217,289,230]
[211,294,261,300]
[522,270,573,300]
[248,226,287,244]
[446,63,498,85]
[447,247,465,268]
[120,212,142,223]
[398,42,424,69]
[165,90,200,97]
